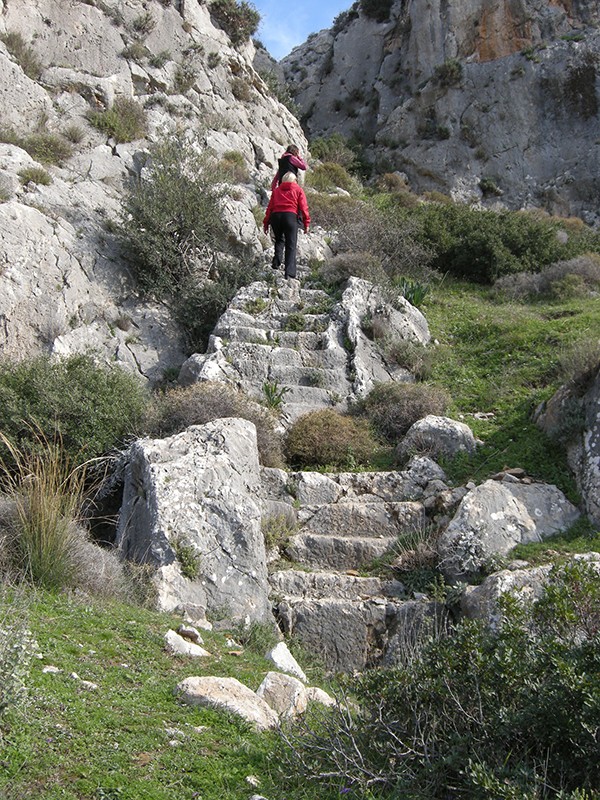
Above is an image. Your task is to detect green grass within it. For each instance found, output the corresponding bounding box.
[422,279,600,496]
[0,591,334,800]
[512,517,600,564]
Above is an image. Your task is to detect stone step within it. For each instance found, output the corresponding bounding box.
[297,500,424,538]
[269,568,405,601]
[285,532,397,571]
[224,341,348,371]
[274,594,444,673]
[264,364,351,393]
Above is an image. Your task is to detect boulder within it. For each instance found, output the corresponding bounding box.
[397,415,479,463]
[256,671,308,718]
[437,479,580,582]
[164,630,211,658]
[265,641,307,683]
[460,566,553,629]
[177,676,279,731]
[116,418,272,623]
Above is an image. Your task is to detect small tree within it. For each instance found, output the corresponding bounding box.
[209,0,260,46]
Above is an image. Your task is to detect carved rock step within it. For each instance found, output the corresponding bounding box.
[297,500,424,536]
[215,307,330,334]
[275,595,442,673]
[224,341,349,371]
[269,568,405,601]
[285,532,398,571]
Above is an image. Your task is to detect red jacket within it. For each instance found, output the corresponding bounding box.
[263,182,311,231]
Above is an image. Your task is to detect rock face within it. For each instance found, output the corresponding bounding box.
[0,0,307,378]
[537,365,600,527]
[282,0,600,221]
[179,274,430,425]
[437,477,580,582]
[116,418,272,623]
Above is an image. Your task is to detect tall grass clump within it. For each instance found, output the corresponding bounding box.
[0,433,87,590]
[0,354,147,467]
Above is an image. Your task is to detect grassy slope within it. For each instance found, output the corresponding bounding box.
[0,592,330,800]
[423,279,600,498]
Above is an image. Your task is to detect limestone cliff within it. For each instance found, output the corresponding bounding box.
[0,0,306,381]
[282,0,600,221]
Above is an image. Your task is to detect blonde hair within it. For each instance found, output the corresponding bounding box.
[281,172,297,183]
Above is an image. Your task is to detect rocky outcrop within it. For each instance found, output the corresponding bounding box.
[178,274,430,425]
[282,0,600,221]
[437,477,580,582]
[536,365,600,527]
[116,417,273,623]
[0,0,307,378]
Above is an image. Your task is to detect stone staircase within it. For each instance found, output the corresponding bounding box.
[262,461,448,673]
[176,271,439,672]
[179,273,430,426]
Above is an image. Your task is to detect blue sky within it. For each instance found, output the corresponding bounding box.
[253,0,351,60]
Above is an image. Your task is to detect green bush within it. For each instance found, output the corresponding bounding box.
[434,58,463,87]
[174,256,261,352]
[285,409,380,469]
[359,0,393,22]
[209,0,260,46]
[306,162,359,193]
[145,381,284,467]
[494,253,600,300]
[358,382,450,443]
[310,134,356,169]
[0,354,148,466]
[279,561,600,798]
[120,132,228,296]
[414,203,599,283]
[0,128,74,166]
[18,166,52,186]
[88,96,147,142]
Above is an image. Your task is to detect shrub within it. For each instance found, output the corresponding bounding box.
[279,561,600,798]
[131,11,156,36]
[219,149,249,182]
[209,0,260,46]
[119,132,228,296]
[414,203,597,283]
[358,382,450,442]
[148,50,171,68]
[63,123,85,144]
[285,409,380,469]
[173,61,197,93]
[0,354,148,467]
[494,253,600,300]
[0,31,42,79]
[434,58,463,86]
[145,381,284,467]
[305,192,363,230]
[1,130,74,165]
[18,166,52,186]
[306,162,360,193]
[88,96,147,142]
[231,76,253,101]
[121,41,149,62]
[377,336,437,380]
[359,0,393,22]
[310,134,356,169]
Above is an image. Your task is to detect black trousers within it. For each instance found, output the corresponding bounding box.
[270,211,299,278]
